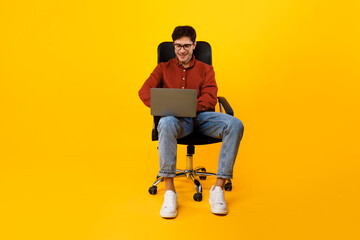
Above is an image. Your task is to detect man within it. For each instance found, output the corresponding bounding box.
[139,26,244,218]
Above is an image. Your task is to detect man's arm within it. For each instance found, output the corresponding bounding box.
[197,66,218,112]
[138,64,163,107]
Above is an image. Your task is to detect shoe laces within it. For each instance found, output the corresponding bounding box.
[164,191,176,207]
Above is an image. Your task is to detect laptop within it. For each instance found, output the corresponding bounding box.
[150,88,197,117]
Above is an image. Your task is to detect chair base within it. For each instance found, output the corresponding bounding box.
[148,145,232,201]
[148,166,232,202]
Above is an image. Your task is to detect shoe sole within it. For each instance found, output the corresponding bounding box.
[160,212,178,218]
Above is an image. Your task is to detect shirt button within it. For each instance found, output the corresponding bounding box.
[182,78,185,80]
[182,87,184,89]
[183,69,186,72]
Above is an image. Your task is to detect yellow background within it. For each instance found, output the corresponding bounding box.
[1,0,359,239]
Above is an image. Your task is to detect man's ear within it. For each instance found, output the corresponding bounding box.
[193,41,197,49]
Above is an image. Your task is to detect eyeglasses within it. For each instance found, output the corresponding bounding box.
[173,43,193,51]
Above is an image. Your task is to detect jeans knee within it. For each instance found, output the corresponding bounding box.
[230,118,244,136]
[157,116,179,134]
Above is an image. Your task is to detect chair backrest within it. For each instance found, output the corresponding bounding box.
[153,41,222,145]
[157,41,212,65]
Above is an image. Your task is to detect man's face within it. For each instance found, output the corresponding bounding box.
[173,36,196,67]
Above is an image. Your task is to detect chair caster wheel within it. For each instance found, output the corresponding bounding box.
[193,193,202,202]
[224,182,232,191]
[199,168,207,180]
[149,186,157,195]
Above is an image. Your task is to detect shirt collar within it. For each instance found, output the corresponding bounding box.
[176,54,196,69]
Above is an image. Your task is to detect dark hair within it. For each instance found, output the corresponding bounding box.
[172,26,196,43]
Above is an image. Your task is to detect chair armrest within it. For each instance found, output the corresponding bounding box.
[152,116,161,141]
[218,96,234,116]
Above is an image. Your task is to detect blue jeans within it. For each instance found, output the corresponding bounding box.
[157,111,244,179]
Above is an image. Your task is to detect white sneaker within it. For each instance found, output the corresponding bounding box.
[160,190,178,218]
[209,185,228,215]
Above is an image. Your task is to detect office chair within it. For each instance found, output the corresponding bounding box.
[148,41,234,201]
